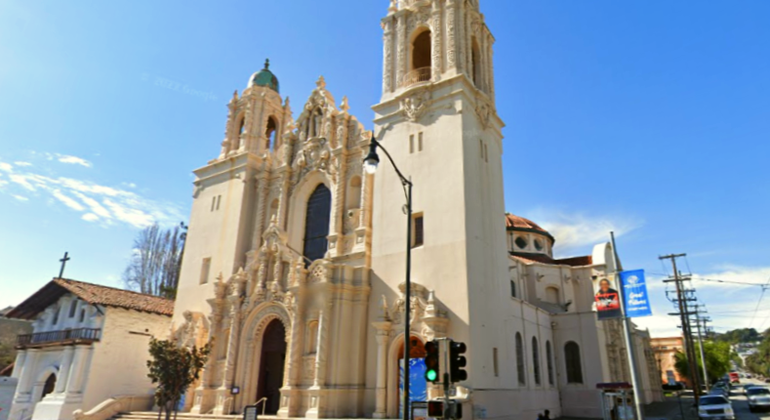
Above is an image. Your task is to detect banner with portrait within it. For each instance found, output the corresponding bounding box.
[593,276,622,320]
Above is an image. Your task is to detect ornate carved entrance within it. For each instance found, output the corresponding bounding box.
[256,319,287,414]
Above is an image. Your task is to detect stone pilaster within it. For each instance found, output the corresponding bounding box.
[251,172,269,251]
[222,297,242,390]
[54,346,75,394]
[11,350,26,378]
[446,0,458,73]
[372,322,392,419]
[396,13,407,88]
[382,18,395,95]
[431,0,443,81]
[64,345,91,396]
[313,298,333,388]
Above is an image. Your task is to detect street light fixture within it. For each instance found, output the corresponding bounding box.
[363,133,413,420]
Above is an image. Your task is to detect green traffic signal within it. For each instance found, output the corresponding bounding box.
[424,340,440,383]
[426,369,438,381]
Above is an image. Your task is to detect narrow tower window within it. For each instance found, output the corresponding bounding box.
[412,214,424,248]
[532,337,541,385]
[303,184,332,264]
[471,37,481,88]
[515,332,525,385]
[266,116,278,151]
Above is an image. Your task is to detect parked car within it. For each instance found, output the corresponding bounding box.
[697,395,735,420]
[747,387,770,413]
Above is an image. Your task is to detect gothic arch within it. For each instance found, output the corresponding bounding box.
[287,170,335,257]
[385,332,426,418]
[236,303,292,411]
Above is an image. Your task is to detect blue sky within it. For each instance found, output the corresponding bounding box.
[1,0,769,336]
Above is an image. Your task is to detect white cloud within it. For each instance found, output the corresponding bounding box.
[693,265,770,290]
[13,161,32,167]
[633,314,683,337]
[51,189,86,211]
[82,213,99,222]
[524,210,643,255]
[0,157,182,229]
[56,154,92,168]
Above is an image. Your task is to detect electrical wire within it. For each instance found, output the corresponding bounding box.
[748,276,770,328]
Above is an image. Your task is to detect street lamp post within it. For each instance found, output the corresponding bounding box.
[364,133,413,420]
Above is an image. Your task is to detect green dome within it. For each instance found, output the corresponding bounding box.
[249,59,279,93]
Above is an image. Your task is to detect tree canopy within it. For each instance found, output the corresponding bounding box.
[123,222,187,299]
[674,340,733,384]
[146,338,210,420]
[714,328,761,344]
[745,332,770,377]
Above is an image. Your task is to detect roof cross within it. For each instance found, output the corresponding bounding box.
[58,251,70,278]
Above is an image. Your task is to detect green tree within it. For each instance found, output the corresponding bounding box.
[745,333,770,377]
[674,341,733,385]
[146,338,210,420]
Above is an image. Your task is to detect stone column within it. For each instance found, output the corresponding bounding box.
[313,299,333,387]
[65,345,91,394]
[11,350,26,378]
[55,346,75,394]
[251,173,269,251]
[487,36,495,101]
[382,18,394,94]
[431,0,443,81]
[372,322,392,419]
[446,0,458,73]
[396,13,407,88]
[465,7,472,79]
[16,349,38,396]
[222,297,242,390]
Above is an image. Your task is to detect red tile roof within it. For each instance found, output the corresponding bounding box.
[512,254,593,267]
[505,213,554,241]
[5,278,174,320]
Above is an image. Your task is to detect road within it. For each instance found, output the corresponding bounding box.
[727,378,770,420]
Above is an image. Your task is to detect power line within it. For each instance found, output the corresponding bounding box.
[748,277,770,328]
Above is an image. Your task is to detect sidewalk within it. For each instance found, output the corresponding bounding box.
[556,394,696,420]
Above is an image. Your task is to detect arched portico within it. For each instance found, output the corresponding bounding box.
[235,303,292,413]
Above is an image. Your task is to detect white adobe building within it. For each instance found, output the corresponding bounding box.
[165,1,663,420]
[5,279,173,420]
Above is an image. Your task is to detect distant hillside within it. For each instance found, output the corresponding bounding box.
[714,328,762,344]
[0,309,33,373]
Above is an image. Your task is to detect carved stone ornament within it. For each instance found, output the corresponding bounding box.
[292,137,338,185]
[400,89,432,122]
[475,101,491,129]
[173,311,210,349]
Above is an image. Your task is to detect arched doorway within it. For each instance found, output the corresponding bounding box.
[41,374,56,400]
[256,319,287,414]
[397,336,427,417]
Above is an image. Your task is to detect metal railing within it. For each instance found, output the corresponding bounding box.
[254,397,268,416]
[17,328,101,348]
[401,67,432,88]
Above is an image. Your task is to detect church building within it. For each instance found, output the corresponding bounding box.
[166,1,663,420]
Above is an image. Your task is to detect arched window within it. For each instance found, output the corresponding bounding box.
[471,37,481,88]
[565,341,583,384]
[545,286,560,304]
[532,337,541,385]
[303,184,332,264]
[412,30,432,71]
[546,340,554,386]
[266,116,278,151]
[515,332,525,385]
[239,117,246,134]
[268,199,279,225]
[42,374,56,400]
[347,176,362,210]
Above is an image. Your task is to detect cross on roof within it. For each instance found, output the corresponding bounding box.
[58,252,70,278]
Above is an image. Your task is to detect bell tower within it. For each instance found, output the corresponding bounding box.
[370,0,509,405]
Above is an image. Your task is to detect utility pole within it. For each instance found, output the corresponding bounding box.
[691,304,709,389]
[660,253,701,408]
[610,232,644,420]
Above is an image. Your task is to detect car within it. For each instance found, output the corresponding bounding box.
[747,387,770,413]
[711,384,730,398]
[747,374,753,379]
[744,384,760,395]
[765,378,770,384]
[697,395,735,419]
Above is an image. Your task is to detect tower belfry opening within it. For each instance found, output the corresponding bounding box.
[404,29,432,87]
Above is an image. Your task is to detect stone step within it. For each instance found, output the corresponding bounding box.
[113,412,280,420]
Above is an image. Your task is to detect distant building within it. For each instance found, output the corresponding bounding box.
[4,278,173,420]
[0,307,33,375]
[651,336,686,386]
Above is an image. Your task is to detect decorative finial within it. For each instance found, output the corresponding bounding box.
[316,75,326,89]
[264,58,270,69]
[340,96,349,112]
[389,0,397,13]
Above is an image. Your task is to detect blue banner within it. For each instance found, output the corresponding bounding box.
[620,269,653,318]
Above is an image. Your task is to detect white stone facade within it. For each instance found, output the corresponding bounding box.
[170,1,663,419]
[7,293,170,420]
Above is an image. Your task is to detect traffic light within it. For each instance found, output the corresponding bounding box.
[449,340,467,383]
[427,400,444,418]
[424,340,439,383]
